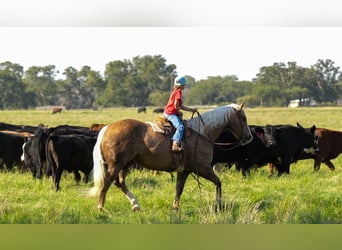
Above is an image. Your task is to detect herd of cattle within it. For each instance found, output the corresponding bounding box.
[137,106,164,114]
[1,118,342,191]
[0,122,99,191]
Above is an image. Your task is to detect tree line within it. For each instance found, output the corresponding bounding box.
[0,55,341,109]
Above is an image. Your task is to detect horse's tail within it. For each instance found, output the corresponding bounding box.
[45,138,55,178]
[89,125,108,197]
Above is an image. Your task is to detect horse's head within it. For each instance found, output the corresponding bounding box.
[227,103,253,146]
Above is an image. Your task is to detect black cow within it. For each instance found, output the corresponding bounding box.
[0,132,26,170]
[0,122,41,133]
[137,106,146,113]
[268,123,318,176]
[46,134,97,191]
[21,138,36,176]
[22,125,98,179]
[212,125,277,176]
[47,125,99,137]
[22,127,49,179]
[153,108,164,113]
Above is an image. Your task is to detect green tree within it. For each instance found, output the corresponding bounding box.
[256,62,315,106]
[311,59,341,103]
[57,66,106,109]
[103,60,131,107]
[148,91,169,106]
[23,65,58,106]
[254,84,285,106]
[131,55,176,106]
[186,75,239,105]
[78,66,105,109]
[103,55,177,107]
[60,66,79,108]
[0,61,26,109]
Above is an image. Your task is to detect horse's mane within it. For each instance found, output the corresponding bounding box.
[186,104,239,136]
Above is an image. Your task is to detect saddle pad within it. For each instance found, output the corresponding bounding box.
[146,122,165,134]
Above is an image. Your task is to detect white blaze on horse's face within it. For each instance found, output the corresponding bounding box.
[229,103,253,145]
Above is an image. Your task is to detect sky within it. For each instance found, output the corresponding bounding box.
[1,1,342,81]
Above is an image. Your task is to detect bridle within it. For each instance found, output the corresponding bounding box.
[189,110,243,152]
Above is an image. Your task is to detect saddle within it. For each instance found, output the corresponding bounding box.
[147,115,186,172]
[155,115,175,136]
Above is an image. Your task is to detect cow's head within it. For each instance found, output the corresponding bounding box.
[297,122,319,154]
[254,125,277,147]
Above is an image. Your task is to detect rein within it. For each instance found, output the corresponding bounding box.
[191,111,214,143]
[190,110,243,151]
[189,111,207,192]
[214,140,242,151]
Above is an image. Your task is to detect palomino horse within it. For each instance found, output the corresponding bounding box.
[90,103,252,211]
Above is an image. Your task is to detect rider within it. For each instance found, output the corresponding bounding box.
[163,76,197,152]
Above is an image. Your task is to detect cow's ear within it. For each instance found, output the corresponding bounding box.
[254,127,264,134]
[310,125,316,134]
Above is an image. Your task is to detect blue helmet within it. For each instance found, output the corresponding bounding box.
[174,76,187,86]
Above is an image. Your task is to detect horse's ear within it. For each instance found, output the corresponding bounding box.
[239,103,245,110]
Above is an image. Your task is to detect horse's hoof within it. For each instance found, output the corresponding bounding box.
[97,205,104,211]
[173,200,179,209]
[132,204,140,211]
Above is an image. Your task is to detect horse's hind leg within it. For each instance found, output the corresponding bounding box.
[195,166,222,211]
[115,168,140,211]
[173,171,190,209]
[97,163,118,210]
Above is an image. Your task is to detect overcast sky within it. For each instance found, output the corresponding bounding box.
[1,1,342,81]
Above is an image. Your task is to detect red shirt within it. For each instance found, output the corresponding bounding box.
[164,88,183,115]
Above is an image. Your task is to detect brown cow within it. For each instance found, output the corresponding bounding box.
[52,107,63,114]
[90,123,106,131]
[299,127,342,171]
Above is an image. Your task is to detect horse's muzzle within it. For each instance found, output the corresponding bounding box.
[239,134,253,146]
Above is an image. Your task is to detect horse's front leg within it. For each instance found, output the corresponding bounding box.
[215,180,222,211]
[173,171,190,209]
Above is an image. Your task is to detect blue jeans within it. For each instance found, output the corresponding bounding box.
[163,113,184,142]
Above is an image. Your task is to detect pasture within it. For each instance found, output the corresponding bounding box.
[1,106,342,223]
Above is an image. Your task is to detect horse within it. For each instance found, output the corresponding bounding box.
[89,103,252,211]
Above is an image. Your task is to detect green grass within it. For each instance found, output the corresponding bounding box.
[1,106,342,224]
[1,162,341,224]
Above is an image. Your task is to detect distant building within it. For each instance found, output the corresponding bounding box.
[288,98,317,108]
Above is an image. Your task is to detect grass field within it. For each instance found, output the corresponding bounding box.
[1,106,342,224]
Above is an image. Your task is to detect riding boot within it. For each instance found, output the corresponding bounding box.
[172,141,183,152]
